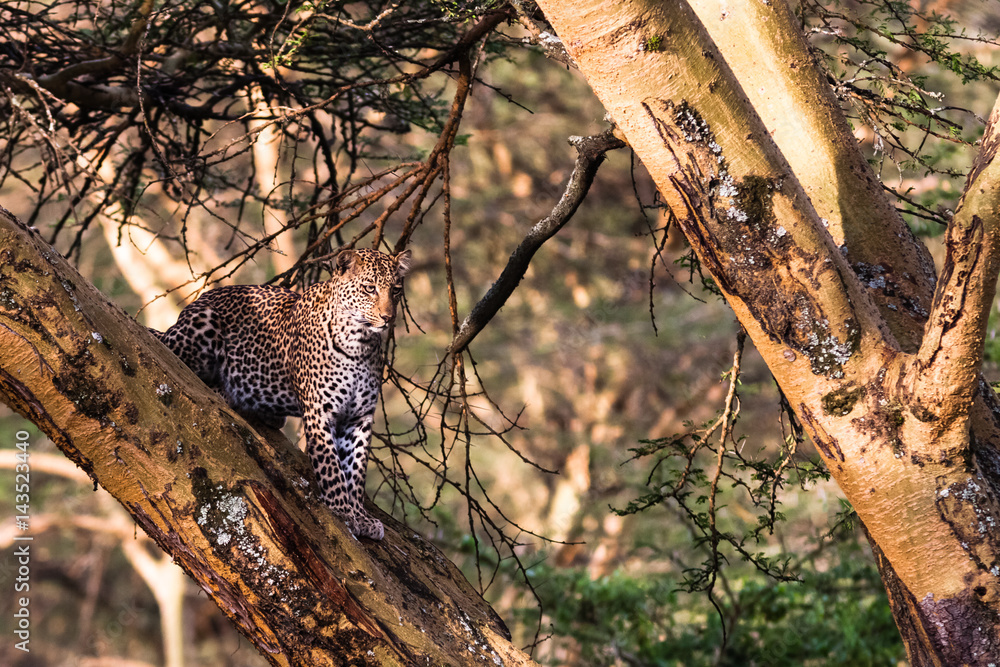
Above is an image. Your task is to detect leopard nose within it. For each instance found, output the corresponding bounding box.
[381,314,392,325]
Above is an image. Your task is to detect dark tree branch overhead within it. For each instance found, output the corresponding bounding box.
[0,0,517,267]
[448,129,626,355]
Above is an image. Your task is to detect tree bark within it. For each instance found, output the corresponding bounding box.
[687,0,938,352]
[0,206,535,666]
[533,0,1000,663]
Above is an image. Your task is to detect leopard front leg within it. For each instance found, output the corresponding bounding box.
[335,414,383,540]
[303,407,383,540]
[303,406,359,536]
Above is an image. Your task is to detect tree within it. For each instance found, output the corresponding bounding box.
[534,0,1000,663]
[2,0,1000,664]
[0,205,540,664]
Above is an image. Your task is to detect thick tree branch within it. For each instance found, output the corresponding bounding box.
[688,0,937,353]
[906,93,1000,427]
[447,129,625,355]
[538,0,896,381]
[533,3,1000,662]
[10,0,153,110]
[0,206,536,666]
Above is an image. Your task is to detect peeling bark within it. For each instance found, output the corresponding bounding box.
[0,206,536,666]
[905,96,1000,432]
[687,0,938,352]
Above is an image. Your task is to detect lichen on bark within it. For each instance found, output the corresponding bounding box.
[643,97,861,377]
[821,384,865,416]
[0,206,536,666]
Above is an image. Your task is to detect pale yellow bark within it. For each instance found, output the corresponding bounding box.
[688,0,937,352]
[533,0,890,389]
[251,88,298,276]
[907,95,1000,422]
[535,0,1000,660]
[99,218,188,330]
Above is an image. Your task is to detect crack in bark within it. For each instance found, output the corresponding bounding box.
[798,403,845,463]
[933,475,1000,580]
[646,98,861,377]
[924,214,984,362]
[251,483,393,644]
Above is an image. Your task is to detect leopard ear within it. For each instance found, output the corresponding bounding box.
[394,249,413,277]
[334,249,358,275]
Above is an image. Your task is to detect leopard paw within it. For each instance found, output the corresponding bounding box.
[355,513,384,541]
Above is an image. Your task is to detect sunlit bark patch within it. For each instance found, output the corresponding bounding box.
[644,98,860,377]
[935,476,1000,580]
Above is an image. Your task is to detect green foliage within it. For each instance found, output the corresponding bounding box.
[674,249,722,298]
[607,332,908,664]
[520,536,903,666]
[643,34,665,52]
[981,307,1000,366]
[616,391,830,592]
[801,0,1000,234]
[716,554,904,666]
[525,568,685,665]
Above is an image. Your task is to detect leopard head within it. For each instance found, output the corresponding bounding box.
[333,248,412,331]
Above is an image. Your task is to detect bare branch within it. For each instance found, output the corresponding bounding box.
[447,128,626,355]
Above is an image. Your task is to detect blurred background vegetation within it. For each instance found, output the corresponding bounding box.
[2,0,1000,665]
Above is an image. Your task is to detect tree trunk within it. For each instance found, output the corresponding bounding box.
[0,206,535,666]
[534,0,1000,663]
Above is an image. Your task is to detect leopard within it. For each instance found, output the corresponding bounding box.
[150,248,412,540]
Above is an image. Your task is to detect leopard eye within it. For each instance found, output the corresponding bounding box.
[392,283,403,295]
[363,283,377,295]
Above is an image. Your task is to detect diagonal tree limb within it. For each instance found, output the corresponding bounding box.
[0,205,537,666]
[687,0,938,354]
[447,129,626,355]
